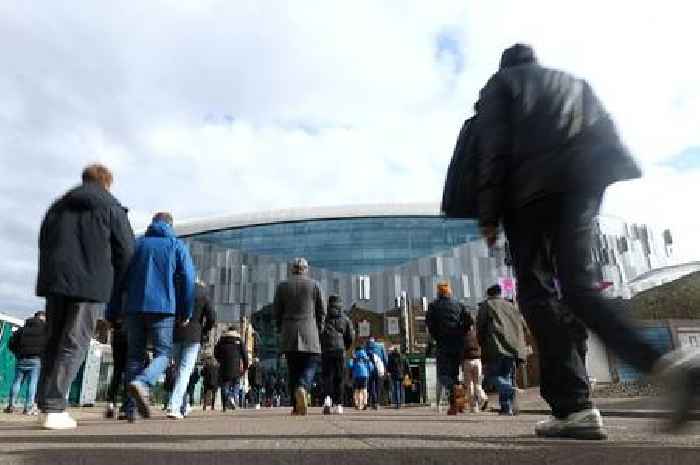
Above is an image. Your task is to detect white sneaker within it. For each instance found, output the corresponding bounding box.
[535,408,606,440]
[42,412,77,430]
[255,404,261,410]
[336,405,344,415]
[166,411,184,420]
[184,405,193,417]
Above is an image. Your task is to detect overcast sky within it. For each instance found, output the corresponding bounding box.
[1,1,699,318]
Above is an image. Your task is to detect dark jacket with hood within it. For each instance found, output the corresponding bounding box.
[36,182,135,303]
[426,296,469,356]
[174,284,216,344]
[214,331,248,382]
[10,317,48,358]
[387,350,406,379]
[477,297,527,362]
[476,43,641,226]
[119,220,196,320]
[320,296,354,353]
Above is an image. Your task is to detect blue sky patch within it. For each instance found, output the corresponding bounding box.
[663,146,700,171]
[435,30,464,74]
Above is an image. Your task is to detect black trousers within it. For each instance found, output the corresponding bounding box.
[504,192,663,418]
[322,351,345,406]
[107,340,127,405]
[38,296,101,413]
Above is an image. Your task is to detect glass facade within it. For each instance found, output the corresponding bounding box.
[187,217,481,274]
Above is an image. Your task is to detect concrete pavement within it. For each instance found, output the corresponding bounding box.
[0,406,698,465]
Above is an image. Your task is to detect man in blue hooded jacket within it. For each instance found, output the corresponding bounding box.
[118,212,196,421]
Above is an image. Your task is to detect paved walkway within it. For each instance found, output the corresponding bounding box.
[0,405,698,465]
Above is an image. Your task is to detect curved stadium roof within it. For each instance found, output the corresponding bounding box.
[175,203,481,274]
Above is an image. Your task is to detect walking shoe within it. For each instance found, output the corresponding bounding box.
[336,405,344,415]
[653,347,700,430]
[480,399,489,412]
[322,396,332,415]
[535,408,607,440]
[104,403,115,419]
[166,411,184,420]
[3,406,13,414]
[127,381,151,419]
[294,387,308,416]
[184,404,193,417]
[42,412,77,430]
[27,407,39,416]
[255,403,261,410]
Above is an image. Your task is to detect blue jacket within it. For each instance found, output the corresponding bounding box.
[349,348,372,380]
[365,339,387,366]
[118,221,196,319]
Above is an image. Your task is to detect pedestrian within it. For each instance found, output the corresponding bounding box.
[104,313,128,419]
[349,347,372,410]
[36,164,135,429]
[248,358,264,409]
[320,294,354,415]
[166,281,215,419]
[462,313,488,413]
[425,282,468,415]
[473,43,700,438]
[364,336,387,410]
[386,346,406,409]
[201,358,219,411]
[272,257,326,416]
[122,212,196,422]
[214,327,248,411]
[476,285,526,416]
[184,367,200,414]
[5,311,48,416]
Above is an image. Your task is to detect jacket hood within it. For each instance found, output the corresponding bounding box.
[499,43,538,70]
[61,183,118,211]
[354,348,368,359]
[146,220,176,238]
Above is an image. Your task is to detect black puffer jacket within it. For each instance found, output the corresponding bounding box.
[214,332,248,382]
[36,182,135,302]
[14,317,48,358]
[476,44,641,225]
[320,297,354,353]
[174,285,216,344]
[426,297,468,356]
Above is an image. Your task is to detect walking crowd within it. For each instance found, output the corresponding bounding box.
[2,43,699,440]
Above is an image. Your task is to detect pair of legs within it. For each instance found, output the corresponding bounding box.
[125,314,175,417]
[285,352,320,406]
[390,376,404,408]
[202,387,217,410]
[353,378,368,409]
[367,373,382,408]
[322,351,345,407]
[167,342,200,415]
[7,357,41,412]
[505,192,663,418]
[220,379,240,411]
[106,337,127,413]
[38,296,100,414]
[436,351,462,408]
[485,356,516,414]
[463,358,487,412]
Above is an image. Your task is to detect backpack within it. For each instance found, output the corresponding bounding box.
[371,352,386,377]
[8,328,22,356]
[441,117,479,219]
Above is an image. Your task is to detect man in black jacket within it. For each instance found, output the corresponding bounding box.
[475,44,699,438]
[387,347,406,409]
[426,282,467,415]
[166,282,215,419]
[214,328,248,411]
[35,164,135,429]
[320,295,354,415]
[5,312,47,415]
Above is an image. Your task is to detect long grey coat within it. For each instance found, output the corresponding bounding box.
[273,274,326,354]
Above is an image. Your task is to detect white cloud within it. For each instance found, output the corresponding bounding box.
[0,0,699,316]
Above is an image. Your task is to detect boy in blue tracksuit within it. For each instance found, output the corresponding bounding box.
[115,212,196,421]
[348,348,373,410]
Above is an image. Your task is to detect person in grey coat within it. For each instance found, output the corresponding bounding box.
[273,257,326,415]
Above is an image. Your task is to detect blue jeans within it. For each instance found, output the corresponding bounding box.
[9,357,41,410]
[125,314,175,414]
[486,355,516,413]
[167,342,200,415]
[391,378,403,408]
[221,379,240,410]
[286,352,319,396]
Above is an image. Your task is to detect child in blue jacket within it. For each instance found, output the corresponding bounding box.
[348,348,373,410]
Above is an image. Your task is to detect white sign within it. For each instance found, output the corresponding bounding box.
[679,331,700,348]
[358,320,371,337]
[387,317,400,335]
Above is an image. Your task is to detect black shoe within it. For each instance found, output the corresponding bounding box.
[481,400,489,411]
[127,381,151,419]
[3,406,13,414]
[117,413,128,421]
